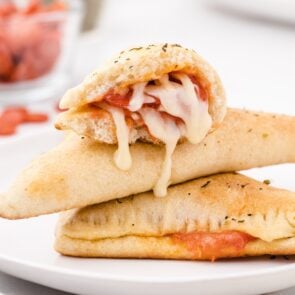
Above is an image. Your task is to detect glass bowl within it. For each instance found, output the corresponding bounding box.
[0,0,84,105]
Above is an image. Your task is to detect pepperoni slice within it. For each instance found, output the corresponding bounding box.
[188,74,208,101]
[104,90,133,108]
[197,85,209,102]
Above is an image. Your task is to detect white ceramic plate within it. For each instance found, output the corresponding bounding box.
[0,129,295,295]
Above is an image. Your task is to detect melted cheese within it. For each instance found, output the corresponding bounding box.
[128,82,147,111]
[100,73,212,195]
[139,108,181,196]
[99,103,132,170]
[144,74,212,144]
[130,74,212,196]
[127,74,212,144]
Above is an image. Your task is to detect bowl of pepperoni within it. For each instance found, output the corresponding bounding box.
[0,0,84,105]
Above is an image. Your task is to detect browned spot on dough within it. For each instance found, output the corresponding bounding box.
[26,174,68,200]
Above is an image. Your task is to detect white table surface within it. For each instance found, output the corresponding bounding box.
[0,0,295,293]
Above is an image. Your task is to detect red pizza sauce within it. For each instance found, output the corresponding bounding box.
[171,231,256,261]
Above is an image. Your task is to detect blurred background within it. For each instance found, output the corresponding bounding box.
[0,0,294,139]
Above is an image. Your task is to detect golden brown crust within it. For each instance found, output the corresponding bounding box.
[55,173,295,260]
[1,109,295,219]
[56,173,295,243]
[55,235,295,260]
[59,43,226,129]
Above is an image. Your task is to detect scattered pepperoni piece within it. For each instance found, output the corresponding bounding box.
[0,106,49,136]
[0,118,16,135]
[1,107,28,125]
[25,113,48,123]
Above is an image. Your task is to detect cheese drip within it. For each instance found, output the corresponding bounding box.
[99,103,132,170]
[128,82,155,111]
[130,73,212,144]
[139,108,181,196]
[100,73,212,195]
[127,73,212,196]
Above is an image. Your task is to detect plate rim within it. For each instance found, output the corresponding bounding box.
[0,251,295,283]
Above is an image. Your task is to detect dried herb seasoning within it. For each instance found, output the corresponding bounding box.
[162,43,168,52]
[201,180,211,188]
[130,47,143,51]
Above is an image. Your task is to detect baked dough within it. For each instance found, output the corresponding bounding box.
[55,235,295,260]
[55,104,164,145]
[1,108,295,219]
[59,43,226,130]
[55,173,295,260]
